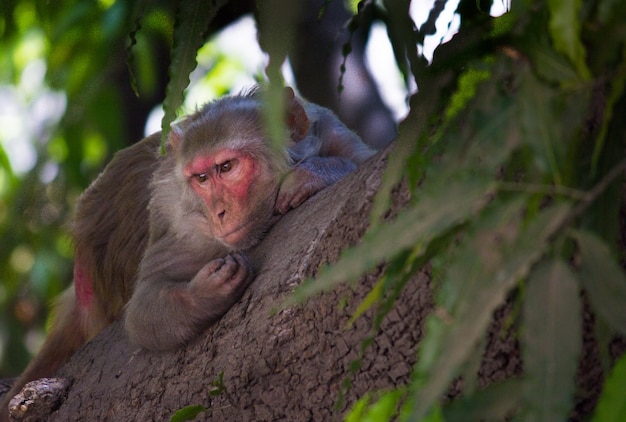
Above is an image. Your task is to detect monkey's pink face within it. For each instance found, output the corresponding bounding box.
[183,148,276,248]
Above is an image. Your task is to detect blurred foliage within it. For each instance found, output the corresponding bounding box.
[285,0,625,421]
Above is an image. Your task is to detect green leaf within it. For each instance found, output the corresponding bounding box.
[161,0,227,149]
[369,62,454,226]
[350,246,424,329]
[124,0,150,98]
[344,393,371,422]
[256,1,301,150]
[401,404,444,422]
[444,66,491,121]
[284,176,496,307]
[170,405,207,422]
[530,44,582,86]
[519,70,563,184]
[546,0,591,79]
[407,202,571,420]
[348,276,385,326]
[260,82,288,154]
[522,259,582,422]
[443,379,523,422]
[369,96,422,226]
[361,389,404,422]
[256,0,299,71]
[209,371,227,396]
[383,0,418,83]
[592,354,626,422]
[0,143,17,191]
[571,229,626,335]
[591,51,626,176]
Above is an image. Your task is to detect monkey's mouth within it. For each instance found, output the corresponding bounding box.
[218,228,247,246]
[216,220,261,249]
[216,212,278,250]
[216,224,248,246]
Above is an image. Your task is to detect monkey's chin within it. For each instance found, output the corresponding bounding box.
[217,214,279,251]
[217,225,264,251]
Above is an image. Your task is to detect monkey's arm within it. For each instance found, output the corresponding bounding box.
[278,105,375,213]
[124,238,251,351]
[276,156,358,214]
[308,106,376,164]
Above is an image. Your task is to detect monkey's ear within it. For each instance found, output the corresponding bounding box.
[284,87,310,142]
[168,126,184,152]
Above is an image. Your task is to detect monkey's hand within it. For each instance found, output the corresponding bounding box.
[276,165,327,214]
[189,254,252,316]
[126,253,252,351]
[276,157,356,214]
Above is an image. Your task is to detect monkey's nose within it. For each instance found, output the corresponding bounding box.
[217,210,226,221]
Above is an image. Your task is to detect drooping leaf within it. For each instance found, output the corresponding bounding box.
[337,4,363,97]
[529,44,583,86]
[407,202,572,420]
[344,393,372,422]
[256,0,299,72]
[444,65,492,121]
[591,52,626,176]
[572,229,626,335]
[359,389,405,422]
[522,259,582,421]
[592,354,626,422]
[368,103,422,226]
[125,0,150,98]
[443,379,523,422]
[0,144,17,189]
[285,176,496,307]
[348,276,385,326]
[355,245,425,335]
[519,69,563,184]
[340,247,427,414]
[546,0,591,79]
[256,0,301,150]
[369,56,455,226]
[161,0,228,149]
[295,52,520,306]
[401,404,444,422]
[369,3,510,225]
[208,371,227,396]
[383,0,419,84]
[170,404,207,422]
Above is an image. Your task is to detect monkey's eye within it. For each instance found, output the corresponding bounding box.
[194,173,208,183]
[217,160,233,174]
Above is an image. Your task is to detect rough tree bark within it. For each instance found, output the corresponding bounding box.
[10,146,617,421]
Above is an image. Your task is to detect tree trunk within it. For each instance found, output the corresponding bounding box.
[20,146,615,420]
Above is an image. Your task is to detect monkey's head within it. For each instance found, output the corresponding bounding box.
[169,88,310,250]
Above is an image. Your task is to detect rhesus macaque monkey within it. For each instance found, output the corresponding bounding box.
[1,87,374,420]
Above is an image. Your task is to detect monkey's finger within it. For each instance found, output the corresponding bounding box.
[230,253,253,286]
[213,255,240,279]
[231,252,249,269]
[274,192,291,215]
[276,189,306,214]
[201,257,226,274]
[280,182,319,213]
[288,186,313,209]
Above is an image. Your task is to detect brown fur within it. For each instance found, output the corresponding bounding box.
[1,88,375,421]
